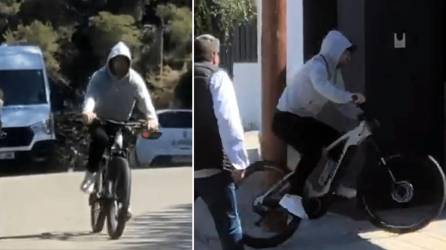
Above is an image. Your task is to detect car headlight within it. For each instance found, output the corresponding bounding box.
[31,119,53,135]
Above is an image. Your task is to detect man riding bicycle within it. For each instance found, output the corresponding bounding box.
[273,30,366,218]
[80,42,159,218]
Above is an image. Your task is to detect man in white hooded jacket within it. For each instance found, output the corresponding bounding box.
[274,30,365,218]
[80,42,159,205]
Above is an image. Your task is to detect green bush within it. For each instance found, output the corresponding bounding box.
[195,0,256,42]
[0,0,21,16]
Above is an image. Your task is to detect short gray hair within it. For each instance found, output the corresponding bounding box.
[194,34,220,62]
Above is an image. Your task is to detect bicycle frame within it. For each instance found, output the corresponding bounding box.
[317,120,372,186]
[96,121,140,199]
[254,119,376,205]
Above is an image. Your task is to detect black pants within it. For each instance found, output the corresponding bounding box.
[87,121,120,173]
[272,110,342,195]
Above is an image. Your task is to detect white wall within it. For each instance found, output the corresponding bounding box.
[233,63,261,130]
[231,0,263,131]
[287,0,305,80]
[286,0,305,167]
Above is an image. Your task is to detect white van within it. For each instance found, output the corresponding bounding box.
[0,45,56,162]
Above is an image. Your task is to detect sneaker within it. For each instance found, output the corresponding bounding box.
[279,194,309,219]
[335,184,357,199]
[126,206,133,221]
[80,171,97,194]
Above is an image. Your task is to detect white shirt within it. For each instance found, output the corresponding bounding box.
[209,70,250,170]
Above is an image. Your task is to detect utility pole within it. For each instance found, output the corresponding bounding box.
[261,0,287,166]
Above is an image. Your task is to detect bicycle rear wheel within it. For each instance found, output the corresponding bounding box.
[106,156,132,239]
[238,161,301,248]
[359,154,446,233]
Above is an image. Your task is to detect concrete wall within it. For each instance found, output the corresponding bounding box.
[231,0,262,131]
[287,0,304,82]
[286,0,304,168]
[233,63,261,130]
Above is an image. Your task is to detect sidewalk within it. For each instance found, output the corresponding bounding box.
[194,131,446,250]
[195,178,446,250]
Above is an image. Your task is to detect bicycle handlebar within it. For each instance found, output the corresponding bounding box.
[99,118,147,128]
[97,118,162,139]
[355,102,381,130]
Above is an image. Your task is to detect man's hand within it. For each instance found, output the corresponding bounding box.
[231,169,245,184]
[351,93,366,104]
[146,118,159,131]
[82,112,97,125]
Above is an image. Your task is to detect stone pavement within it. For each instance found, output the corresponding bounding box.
[194,131,446,250]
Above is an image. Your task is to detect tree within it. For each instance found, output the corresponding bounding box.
[174,68,192,109]
[3,20,60,76]
[0,0,21,16]
[155,4,192,72]
[194,0,256,42]
[88,11,142,62]
[0,0,22,33]
[17,0,77,27]
[166,5,192,57]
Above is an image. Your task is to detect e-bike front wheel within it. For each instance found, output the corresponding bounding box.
[106,156,132,239]
[359,154,446,233]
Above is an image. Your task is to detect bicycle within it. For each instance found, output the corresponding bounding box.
[239,103,446,248]
[89,118,161,239]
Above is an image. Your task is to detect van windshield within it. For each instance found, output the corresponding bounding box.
[0,69,47,106]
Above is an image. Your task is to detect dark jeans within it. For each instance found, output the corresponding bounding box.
[195,172,244,250]
[272,110,342,195]
[87,121,120,173]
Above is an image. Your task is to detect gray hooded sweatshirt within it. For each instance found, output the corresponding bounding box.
[83,42,157,122]
[277,30,355,117]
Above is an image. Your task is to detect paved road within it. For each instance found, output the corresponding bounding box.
[0,166,192,250]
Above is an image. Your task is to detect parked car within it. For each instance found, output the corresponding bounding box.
[135,109,192,166]
[0,45,56,163]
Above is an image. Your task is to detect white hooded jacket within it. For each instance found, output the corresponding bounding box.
[83,42,157,122]
[277,31,354,117]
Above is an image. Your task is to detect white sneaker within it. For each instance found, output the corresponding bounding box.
[335,184,357,199]
[279,194,309,219]
[126,206,133,221]
[80,171,97,194]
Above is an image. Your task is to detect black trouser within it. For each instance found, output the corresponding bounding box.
[272,110,342,195]
[87,121,120,173]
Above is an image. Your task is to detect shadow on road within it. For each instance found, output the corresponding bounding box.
[0,231,95,241]
[118,204,192,250]
[0,204,192,250]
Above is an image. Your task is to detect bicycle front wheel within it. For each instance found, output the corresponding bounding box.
[106,156,132,239]
[359,154,446,233]
[90,172,105,233]
[238,161,301,249]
